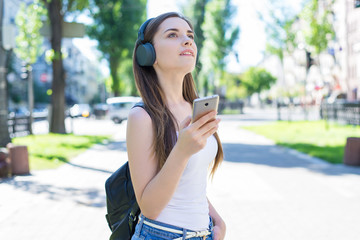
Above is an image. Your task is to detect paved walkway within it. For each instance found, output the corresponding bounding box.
[208,118,360,240]
[0,121,128,240]
[1,113,360,240]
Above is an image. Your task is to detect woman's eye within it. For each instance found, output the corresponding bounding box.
[168,33,177,38]
[188,35,194,39]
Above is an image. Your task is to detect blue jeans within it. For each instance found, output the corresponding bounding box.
[131,214,214,240]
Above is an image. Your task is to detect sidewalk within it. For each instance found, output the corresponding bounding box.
[0,122,128,240]
[1,115,360,239]
[209,118,360,240]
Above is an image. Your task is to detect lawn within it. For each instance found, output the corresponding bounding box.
[12,134,111,170]
[243,120,360,164]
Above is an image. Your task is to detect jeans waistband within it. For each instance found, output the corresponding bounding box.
[137,214,213,240]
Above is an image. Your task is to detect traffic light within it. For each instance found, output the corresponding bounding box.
[306,51,314,70]
[355,0,360,8]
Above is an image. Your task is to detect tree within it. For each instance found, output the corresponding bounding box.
[223,72,246,100]
[199,0,239,96]
[41,0,89,134]
[259,0,297,85]
[0,0,11,147]
[87,0,146,96]
[241,67,277,97]
[300,0,335,75]
[300,0,335,56]
[183,0,208,89]
[14,0,47,135]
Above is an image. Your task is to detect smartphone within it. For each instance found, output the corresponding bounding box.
[192,95,219,122]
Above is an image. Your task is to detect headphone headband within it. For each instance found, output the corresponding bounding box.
[138,18,154,42]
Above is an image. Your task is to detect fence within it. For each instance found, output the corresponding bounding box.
[219,99,244,114]
[7,115,31,137]
[7,114,47,137]
[320,101,360,125]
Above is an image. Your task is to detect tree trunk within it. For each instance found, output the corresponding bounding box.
[48,0,66,133]
[192,0,207,90]
[0,49,11,147]
[109,55,120,96]
[0,0,11,147]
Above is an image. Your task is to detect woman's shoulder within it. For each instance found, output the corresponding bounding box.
[128,105,152,129]
[127,104,154,153]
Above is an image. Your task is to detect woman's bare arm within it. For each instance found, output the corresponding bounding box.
[208,198,226,240]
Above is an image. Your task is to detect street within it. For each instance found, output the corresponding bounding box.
[1,108,360,239]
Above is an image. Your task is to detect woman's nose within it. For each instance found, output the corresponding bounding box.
[183,36,193,46]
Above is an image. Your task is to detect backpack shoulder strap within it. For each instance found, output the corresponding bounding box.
[132,101,150,114]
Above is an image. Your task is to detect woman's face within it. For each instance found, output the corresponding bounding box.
[152,17,197,74]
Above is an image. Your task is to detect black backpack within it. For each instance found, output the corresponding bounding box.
[105,102,146,240]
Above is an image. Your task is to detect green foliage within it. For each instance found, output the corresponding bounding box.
[260,0,297,62]
[118,58,136,96]
[34,81,51,103]
[241,67,277,96]
[64,0,89,12]
[182,0,208,89]
[199,0,239,94]
[13,134,110,170]
[87,0,146,96]
[222,72,246,100]
[300,0,335,54]
[14,0,47,64]
[184,0,207,55]
[243,121,360,164]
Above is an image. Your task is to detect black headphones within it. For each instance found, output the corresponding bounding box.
[135,18,156,66]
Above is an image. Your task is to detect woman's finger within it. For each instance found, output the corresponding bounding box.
[191,110,217,130]
[198,118,220,136]
[201,123,219,139]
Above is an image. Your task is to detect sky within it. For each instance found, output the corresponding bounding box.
[72,0,304,76]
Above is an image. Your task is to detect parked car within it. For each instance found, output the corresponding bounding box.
[8,107,29,118]
[32,107,49,120]
[69,104,92,118]
[93,103,109,119]
[106,96,141,124]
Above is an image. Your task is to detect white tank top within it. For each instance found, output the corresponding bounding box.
[155,134,218,231]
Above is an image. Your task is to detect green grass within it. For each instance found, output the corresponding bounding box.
[12,134,111,170]
[243,121,360,164]
[221,108,242,115]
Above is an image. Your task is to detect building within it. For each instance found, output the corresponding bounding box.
[345,0,360,100]
[259,0,360,105]
[4,0,107,108]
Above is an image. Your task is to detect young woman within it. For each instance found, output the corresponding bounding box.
[127,12,226,240]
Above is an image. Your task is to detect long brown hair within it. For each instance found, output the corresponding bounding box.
[132,12,223,177]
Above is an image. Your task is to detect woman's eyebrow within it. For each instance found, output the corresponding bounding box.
[163,28,194,34]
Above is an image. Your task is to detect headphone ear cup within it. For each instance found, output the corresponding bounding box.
[136,43,156,66]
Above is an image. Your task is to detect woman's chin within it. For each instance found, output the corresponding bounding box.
[180,62,196,73]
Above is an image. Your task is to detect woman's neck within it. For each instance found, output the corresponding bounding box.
[156,71,186,106]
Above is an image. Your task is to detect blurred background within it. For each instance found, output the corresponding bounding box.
[0,0,360,239]
[0,0,359,139]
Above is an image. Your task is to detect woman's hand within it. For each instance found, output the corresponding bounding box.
[213,224,226,240]
[176,110,220,158]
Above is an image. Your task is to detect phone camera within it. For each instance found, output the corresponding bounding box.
[205,103,209,106]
